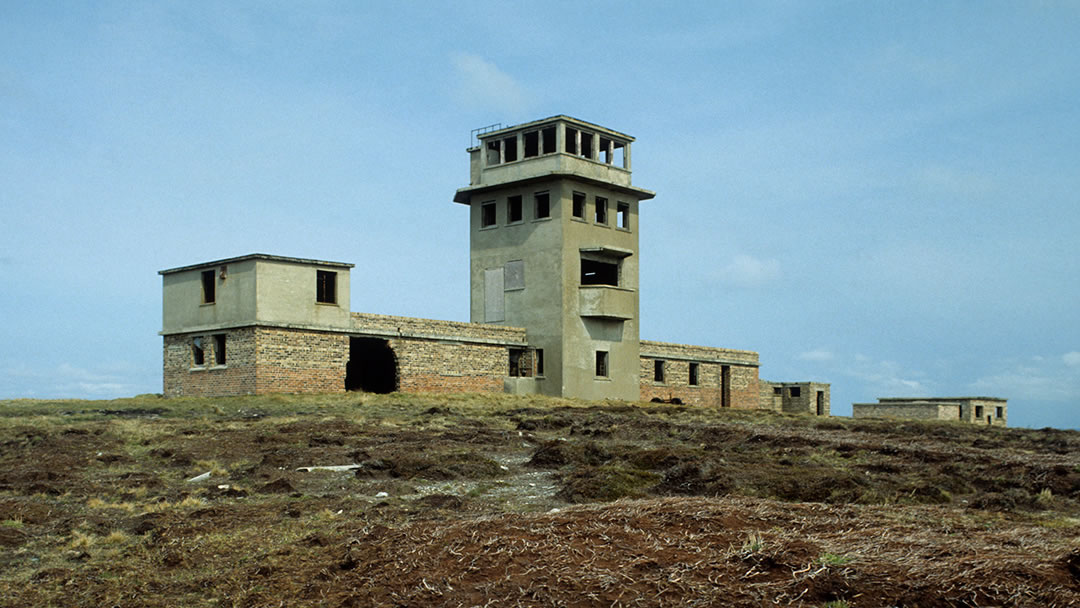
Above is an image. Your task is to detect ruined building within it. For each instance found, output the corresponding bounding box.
[853,397,1007,426]
[160,116,829,413]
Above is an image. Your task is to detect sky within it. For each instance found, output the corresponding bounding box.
[2,1,1078,429]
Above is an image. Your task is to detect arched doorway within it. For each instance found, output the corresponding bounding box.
[345,338,397,393]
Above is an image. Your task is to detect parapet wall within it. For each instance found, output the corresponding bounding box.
[351,312,527,345]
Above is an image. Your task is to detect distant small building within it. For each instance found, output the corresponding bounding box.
[759,381,831,416]
[852,397,1007,427]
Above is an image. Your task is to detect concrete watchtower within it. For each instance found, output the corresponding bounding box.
[454,116,655,400]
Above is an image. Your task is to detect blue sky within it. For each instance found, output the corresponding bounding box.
[2,2,1077,429]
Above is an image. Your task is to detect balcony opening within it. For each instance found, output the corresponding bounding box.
[565,128,578,154]
[503,136,518,162]
[541,127,556,153]
[523,131,539,158]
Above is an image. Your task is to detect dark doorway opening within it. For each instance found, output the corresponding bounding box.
[345,338,397,393]
[816,391,825,416]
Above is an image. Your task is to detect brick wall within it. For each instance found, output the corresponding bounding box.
[254,327,348,394]
[352,312,526,345]
[163,328,257,397]
[392,339,507,393]
[638,340,760,408]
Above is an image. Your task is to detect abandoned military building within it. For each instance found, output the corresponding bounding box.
[158,115,1004,425]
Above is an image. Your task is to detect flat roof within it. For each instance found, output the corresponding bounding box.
[160,253,354,275]
[477,115,635,144]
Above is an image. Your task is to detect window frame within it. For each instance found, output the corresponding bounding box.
[213,334,227,366]
[534,191,550,219]
[480,201,497,228]
[316,270,337,304]
[595,196,608,225]
[653,359,665,383]
[595,350,609,378]
[201,270,216,304]
[508,195,523,224]
[689,362,700,386]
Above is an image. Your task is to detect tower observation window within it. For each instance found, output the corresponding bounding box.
[581,258,619,286]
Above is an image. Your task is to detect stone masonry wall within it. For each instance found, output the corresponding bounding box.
[163,328,257,397]
[254,327,348,395]
[352,312,527,345]
[639,340,760,408]
[390,338,508,393]
[852,402,959,422]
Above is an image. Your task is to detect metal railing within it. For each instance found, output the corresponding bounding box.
[469,123,503,147]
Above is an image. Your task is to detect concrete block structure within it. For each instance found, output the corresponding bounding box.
[852,397,1007,427]
[160,115,828,413]
[759,381,831,416]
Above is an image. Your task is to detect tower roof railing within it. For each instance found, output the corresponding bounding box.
[470,123,503,147]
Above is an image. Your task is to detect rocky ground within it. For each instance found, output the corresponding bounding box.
[1,392,1077,607]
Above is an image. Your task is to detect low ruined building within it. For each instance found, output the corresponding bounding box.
[159,116,828,409]
[852,397,1007,427]
[758,381,831,416]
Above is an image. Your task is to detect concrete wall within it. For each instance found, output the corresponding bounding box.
[639,340,760,408]
[161,255,352,335]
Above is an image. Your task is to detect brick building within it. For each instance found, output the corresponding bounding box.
[160,116,829,413]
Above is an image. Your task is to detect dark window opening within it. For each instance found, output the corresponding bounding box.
[534,192,550,219]
[536,348,544,376]
[345,338,397,393]
[581,258,619,286]
[565,128,578,154]
[595,197,608,224]
[192,337,205,366]
[201,270,216,304]
[975,405,984,418]
[595,350,609,377]
[503,136,518,162]
[580,132,594,159]
[523,131,539,158]
[959,406,965,420]
[600,137,613,164]
[214,334,226,365]
[654,360,665,383]
[508,195,523,223]
[995,406,1003,418]
[509,348,533,377]
[481,201,497,227]
[316,270,337,304]
[689,362,700,386]
[721,366,731,407]
[789,386,802,398]
[572,192,586,218]
[486,140,501,165]
[773,386,782,395]
[617,201,629,229]
[816,391,824,416]
[541,127,556,153]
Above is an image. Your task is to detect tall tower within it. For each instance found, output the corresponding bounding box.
[454,116,655,400]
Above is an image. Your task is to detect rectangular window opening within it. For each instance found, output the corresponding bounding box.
[565,128,578,154]
[975,405,984,418]
[503,136,518,162]
[580,132,594,159]
[617,201,630,229]
[995,406,1003,419]
[316,270,337,304]
[595,350,609,378]
[536,348,544,376]
[572,192,586,219]
[486,140,501,165]
[509,348,532,377]
[201,270,216,304]
[534,191,550,219]
[689,362,700,386]
[541,127,556,154]
[612,141,626,167]
[595,196,608,224]
[789,386,801,398]
[773,386,782,395]
[214,334,226,365]
[581,257,619,286]
[600,137,613,164]
[653,360,665,383]
[523,131,540,158]
[192,337,205,366]
[508,195,523,223]
[481,201,497,228]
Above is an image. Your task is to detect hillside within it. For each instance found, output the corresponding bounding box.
[1,392,1078,607]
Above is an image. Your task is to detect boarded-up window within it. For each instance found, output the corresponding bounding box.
[504,260,525,291]
[484,268,504,322]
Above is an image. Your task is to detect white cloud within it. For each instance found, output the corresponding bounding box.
[715,254,780,288]
[451,53,528,115]
[1064,352,1080,368]
[798,349,835,362]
